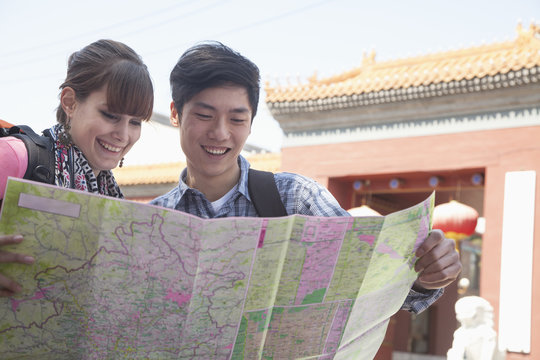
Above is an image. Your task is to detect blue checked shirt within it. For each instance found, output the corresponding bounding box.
[150,155,443,313]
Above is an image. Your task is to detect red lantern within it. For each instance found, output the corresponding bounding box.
[432,200,479,240]
[347,205,382,217]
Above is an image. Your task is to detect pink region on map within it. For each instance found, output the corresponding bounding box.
[164,288,192,307]
[301,218,350,244]
[11,286,54,312]
[258,219,268,248]
[358,234,376,246]
[377,243,403,259]
[296,221,345,304]
[296,240,341,305]
[323,301,353,355]
[414,202,430,251]
[295,220,350,305]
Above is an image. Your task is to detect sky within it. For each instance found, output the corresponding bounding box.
[1,0,539,152]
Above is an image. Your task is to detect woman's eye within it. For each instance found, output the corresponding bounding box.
[130,119,142,127]
[101,110,119,120]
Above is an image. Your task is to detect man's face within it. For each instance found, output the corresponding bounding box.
[171,85,252,188]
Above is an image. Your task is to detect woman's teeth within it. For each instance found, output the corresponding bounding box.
[99,140,122,152]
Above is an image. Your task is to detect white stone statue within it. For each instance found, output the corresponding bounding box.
[447,296,505,360]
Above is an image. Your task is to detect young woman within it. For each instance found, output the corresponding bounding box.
[0,39,154,296]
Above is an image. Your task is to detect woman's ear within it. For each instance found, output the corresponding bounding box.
[60,87,77,116]
[170,101,180,127]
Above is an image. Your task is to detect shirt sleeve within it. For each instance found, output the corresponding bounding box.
[274,172,350,217]
[400,288,444,314]
[0,137,28,199]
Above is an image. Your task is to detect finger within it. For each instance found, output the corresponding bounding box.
[415,243,454,273]
[0,251,35,264]
[417,275,461,290]
[0,289,17,297]
[415,235,456,272]
[0,274,22,295]
[415,229,445,258]
[0,235,24,246]
[421,249,460,275]
[417,260,462,288]
[416,279,453,290]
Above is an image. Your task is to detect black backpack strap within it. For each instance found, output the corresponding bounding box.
[9,125,55,184]
[248,169,287,217]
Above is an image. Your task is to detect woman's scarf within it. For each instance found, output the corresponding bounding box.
[49,124,123,198]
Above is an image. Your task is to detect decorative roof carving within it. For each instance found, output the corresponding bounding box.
[265,23,540,111]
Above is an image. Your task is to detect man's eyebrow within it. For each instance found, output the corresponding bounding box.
[193,102,250,114]
[193,102,216,111]
[230,107,250,114]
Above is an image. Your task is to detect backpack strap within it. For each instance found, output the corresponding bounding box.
[9,125,55,184]
[248,169,287,217]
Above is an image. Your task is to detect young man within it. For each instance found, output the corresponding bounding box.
[151,41,462,313]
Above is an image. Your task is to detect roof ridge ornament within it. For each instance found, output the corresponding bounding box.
[307,70,318,84]
[516,22,540,46]
[362,49,377,67]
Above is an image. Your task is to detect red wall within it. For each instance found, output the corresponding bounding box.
[281,126,540,359]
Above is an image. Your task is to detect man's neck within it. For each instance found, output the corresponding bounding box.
[185,166,241,202]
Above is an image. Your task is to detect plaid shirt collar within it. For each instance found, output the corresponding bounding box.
[175,154,252,203]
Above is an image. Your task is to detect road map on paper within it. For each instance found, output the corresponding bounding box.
[0,178,434,360]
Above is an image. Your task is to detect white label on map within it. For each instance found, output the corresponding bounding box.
[18,192,81,218]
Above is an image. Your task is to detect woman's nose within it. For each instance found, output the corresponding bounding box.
[114,120,130,141]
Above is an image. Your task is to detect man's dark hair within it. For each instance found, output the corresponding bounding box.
[170,41,260,121]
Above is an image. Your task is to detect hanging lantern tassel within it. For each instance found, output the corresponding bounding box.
[432,200,479,241]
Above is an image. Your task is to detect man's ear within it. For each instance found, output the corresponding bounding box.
[170,101,180,127]
[60,87,77,116]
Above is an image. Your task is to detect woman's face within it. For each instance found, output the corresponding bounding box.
[66,87,142,174]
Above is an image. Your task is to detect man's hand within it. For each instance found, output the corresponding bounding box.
[413,229,462,290]
[0,234,35,297]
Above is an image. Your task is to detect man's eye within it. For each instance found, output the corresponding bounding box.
[196,113,212,119]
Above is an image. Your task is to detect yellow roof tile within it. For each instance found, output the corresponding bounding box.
[265,23,540,103]
[114,161,184,186]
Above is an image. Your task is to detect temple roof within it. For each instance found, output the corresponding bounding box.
[114,153,281,186]
[265,23,540,105]
[114,161,183,186]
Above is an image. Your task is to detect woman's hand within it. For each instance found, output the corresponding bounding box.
[0,234,35,297]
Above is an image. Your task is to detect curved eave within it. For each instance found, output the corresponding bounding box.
[268,67,540,115]
[265,24,540,114]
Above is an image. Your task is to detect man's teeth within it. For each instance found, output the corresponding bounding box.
[205,147,227,155]
[99,141,122,152]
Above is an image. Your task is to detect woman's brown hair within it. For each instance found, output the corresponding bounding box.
[56,39,154,124]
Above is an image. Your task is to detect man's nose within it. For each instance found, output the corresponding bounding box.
[209,118,229,140]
